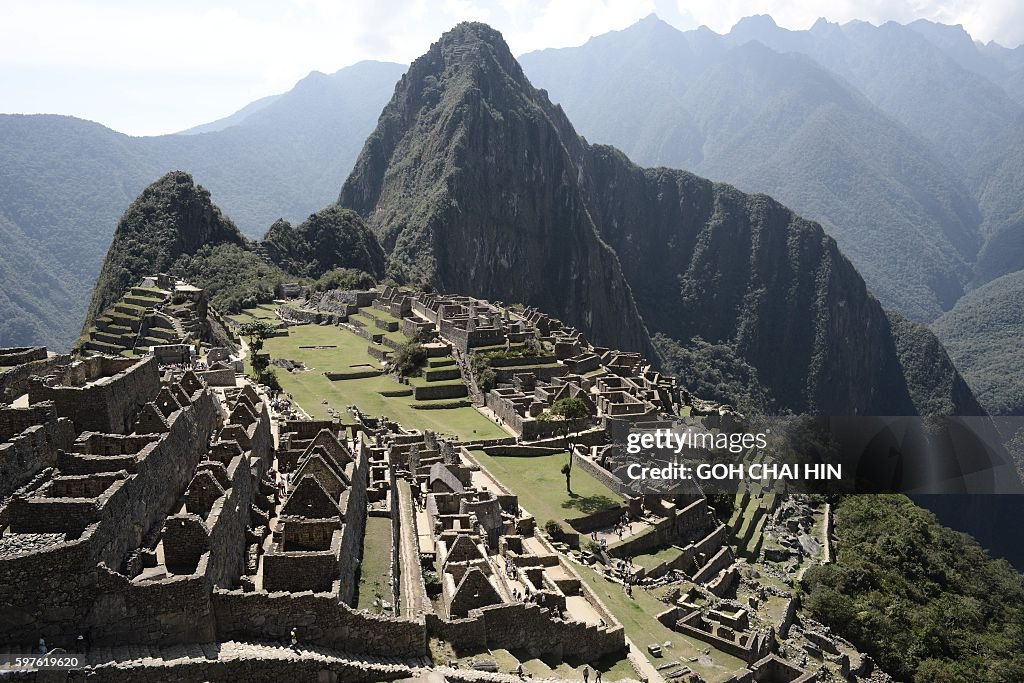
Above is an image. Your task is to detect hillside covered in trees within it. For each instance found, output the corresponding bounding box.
[803,495,1024,681]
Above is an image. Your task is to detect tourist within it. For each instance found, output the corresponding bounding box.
[582,664,590,683]
[37,637,47,654]
[515,662,524,678]
[595,669,603,682]
[290,627,299,652]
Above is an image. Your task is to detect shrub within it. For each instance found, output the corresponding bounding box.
[544,519,565,538]
[392,341,427,377]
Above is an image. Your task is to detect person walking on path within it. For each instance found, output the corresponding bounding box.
[582,664,590,683]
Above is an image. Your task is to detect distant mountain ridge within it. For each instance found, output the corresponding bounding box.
[0,60,405,349]
[520,14,1022,322]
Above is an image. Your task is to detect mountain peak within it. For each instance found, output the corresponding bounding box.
[338,22,653,354]
[430,21,515,65]
[732,14,778,32]
[84,171,244,329]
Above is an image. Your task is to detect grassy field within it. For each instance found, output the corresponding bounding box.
[631,544,685,571]
[468,449,623,526]
[355,516,394,612]
[230,304,279,322]
[576,565,745,679]
[235,305,507,441]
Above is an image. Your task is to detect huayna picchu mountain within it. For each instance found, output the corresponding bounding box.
[338,22,978,416]
[339,22,654,358]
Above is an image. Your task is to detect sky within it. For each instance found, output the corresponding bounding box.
[1,0,1021,136]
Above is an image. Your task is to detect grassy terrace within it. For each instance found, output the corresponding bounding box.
[233,305,507,441]
[467,449,622,526]
[576,565,745,679]
[631,544,685,571]
[355,516,394,613]
[349,310,407,344]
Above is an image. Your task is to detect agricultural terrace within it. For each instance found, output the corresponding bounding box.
[232,304,507,441]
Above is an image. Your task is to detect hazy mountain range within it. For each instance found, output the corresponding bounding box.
[0,60,404,348]
[1,14,1021,418]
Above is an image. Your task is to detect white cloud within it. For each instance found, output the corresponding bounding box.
[0,0,1018,135]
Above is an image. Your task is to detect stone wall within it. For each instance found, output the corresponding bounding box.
[263,533,341,593]
[0,352,72,403]
[608,498,713,558]
[63,654,412,682]
[494,364,568,383]
[90,566,216,645]
[413,383,469,400]
[0,346,47,366]
[198,368,236,387]
[203,454,254,588]
[28,356,161,434]
[338,441,370,605]
[212,589,426,656]
[0,403,75,495]
[427,602,625,661]
[693,546,734,584]
[0,388,219,647]
[571,450,631,496]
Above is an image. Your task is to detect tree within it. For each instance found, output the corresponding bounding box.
[392,341,427,377]
[238,320,276,373]
[238,320,278,387]
[546,396,592,494]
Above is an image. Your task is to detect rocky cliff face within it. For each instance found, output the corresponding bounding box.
[580,148,919,414]
[84,171,245,329]
[339,22,979,415]
[339,23,654,356]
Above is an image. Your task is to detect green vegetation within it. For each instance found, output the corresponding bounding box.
[469,353,497,393]
[543,519,565,538]
[468,449,621,524]
[0,62,404,350]
[244,306,505,441]
[238,319,278,388]
[354,516,393,613]
[932,270,1024,417]
[886,312,984,416]
[311,267,376,292]
[802,496,1024,682]
[390,341,427,377]
[263,206,385,279]
[630,545,684,571]
[654,334,776,414]
[575,564,745,676]
[84,171,246,332]
[520,17,1007,323]
[174,243,287,313]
